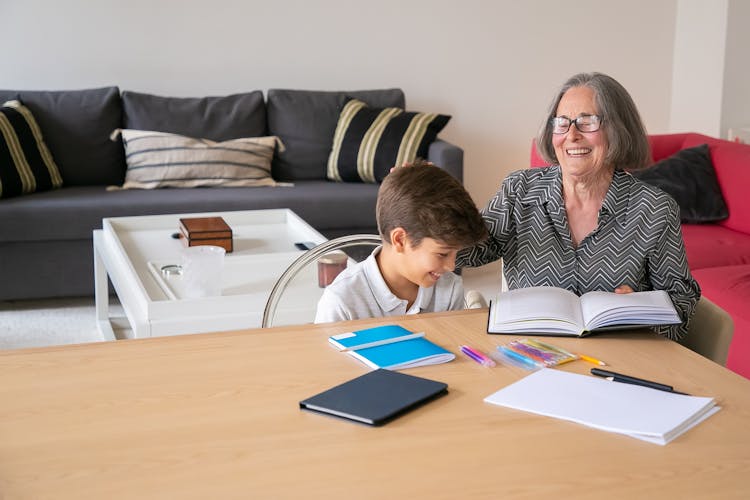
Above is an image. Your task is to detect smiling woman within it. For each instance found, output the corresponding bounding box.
[456,72,701,342]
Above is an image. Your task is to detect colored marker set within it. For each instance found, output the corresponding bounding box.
[495,339,579,370]
[459,339,608,370]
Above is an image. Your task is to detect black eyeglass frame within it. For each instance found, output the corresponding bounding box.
[550,114,603,135]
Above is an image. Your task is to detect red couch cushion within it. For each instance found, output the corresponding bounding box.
[529,140,547,167]
[682,224,750,270]
[692,264,750,378]
[648,133,690,162]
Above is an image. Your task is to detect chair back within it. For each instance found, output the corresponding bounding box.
[262,235,382,328]
[678,296,734,366]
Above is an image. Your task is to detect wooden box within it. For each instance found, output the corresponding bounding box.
[178,216,233,252]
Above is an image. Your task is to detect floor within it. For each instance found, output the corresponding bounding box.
[0,261,504,350]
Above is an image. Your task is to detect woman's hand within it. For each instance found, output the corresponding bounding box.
[614,285,634,294]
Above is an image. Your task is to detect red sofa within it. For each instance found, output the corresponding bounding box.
[530,133,750,379]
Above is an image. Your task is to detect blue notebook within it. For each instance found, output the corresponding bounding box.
[328,324,455,370]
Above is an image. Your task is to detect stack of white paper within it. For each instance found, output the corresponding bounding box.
[484,369,719,445]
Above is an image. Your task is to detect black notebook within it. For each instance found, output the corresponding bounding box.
[299,369,448,426]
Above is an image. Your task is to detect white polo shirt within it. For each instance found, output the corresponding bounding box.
[314,246,465,324]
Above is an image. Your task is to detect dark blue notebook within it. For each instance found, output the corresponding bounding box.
[299,369,448,425]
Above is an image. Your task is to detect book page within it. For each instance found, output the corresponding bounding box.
[491,286,584,333]
[579,290,680,330]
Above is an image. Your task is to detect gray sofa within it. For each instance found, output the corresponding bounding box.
[0,87,462,300]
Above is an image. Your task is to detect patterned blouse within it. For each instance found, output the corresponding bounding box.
[457,166,700,340]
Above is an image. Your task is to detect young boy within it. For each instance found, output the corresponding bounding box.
[314,160,487,323]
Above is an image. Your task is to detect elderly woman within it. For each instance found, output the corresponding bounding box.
[457,72,700,340]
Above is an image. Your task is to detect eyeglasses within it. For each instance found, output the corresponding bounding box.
[551,114,602,134]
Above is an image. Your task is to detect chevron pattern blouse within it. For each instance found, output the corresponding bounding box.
[457,166,700,340]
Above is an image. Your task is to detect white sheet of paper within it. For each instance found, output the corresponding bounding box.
[484,368,718,445]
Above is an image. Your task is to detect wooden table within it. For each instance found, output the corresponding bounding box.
[1,309,749,499]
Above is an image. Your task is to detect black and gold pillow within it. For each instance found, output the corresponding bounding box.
[327,99,450,183]
[0,100,62,198]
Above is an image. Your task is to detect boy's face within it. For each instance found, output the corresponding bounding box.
[401,237,460,288]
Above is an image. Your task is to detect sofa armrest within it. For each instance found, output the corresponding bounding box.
[428,139,463,183]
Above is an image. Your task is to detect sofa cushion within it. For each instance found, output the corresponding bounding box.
[0,87,125,186]
[0,182,379,244]
[116,129,285,189]
[682,224,750,270]
[0,100,63,198]
[648,134,689,162]
[267,89,405,181]
[326,99,450,183]
[631,144,728,223]
[691,264,750,378]
[121,90,266,141]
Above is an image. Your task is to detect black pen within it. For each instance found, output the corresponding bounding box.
[590,368,688,395]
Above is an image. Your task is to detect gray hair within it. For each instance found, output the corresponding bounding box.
[535,72,650,170]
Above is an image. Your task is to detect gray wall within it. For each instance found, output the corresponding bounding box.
[1,0,730,206]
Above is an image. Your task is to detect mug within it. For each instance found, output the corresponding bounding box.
[181,245,226,298]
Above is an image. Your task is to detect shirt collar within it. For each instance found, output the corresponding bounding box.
[521,165,633,225]
[602,169,633,225]
[363,246,435,313]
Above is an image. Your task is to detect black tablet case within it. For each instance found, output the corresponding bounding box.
[299,369,448,426]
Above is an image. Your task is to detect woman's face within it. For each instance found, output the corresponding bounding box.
[552,86,609,180]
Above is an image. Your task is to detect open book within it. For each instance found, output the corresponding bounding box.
[488,286,681,336]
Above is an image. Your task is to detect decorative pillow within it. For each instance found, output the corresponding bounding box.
[114,129,288,189]
[0,100,63,199]
[631,144,728,223]
[121,90,266,141]
[0,87,125,186]
[326,99,450,183]
[267,88,405,181]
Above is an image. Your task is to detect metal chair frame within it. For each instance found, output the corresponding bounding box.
[262,234,382,328]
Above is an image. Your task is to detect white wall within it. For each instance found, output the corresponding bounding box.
[2,0,679,206]
[721,0,750,139]
[669,0,728,136]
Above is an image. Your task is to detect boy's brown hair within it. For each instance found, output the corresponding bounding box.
[376,159,487,248]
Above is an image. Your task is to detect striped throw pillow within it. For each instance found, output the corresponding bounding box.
[116,129,288,189]
[0,100,63,198]
[327,99,450,183]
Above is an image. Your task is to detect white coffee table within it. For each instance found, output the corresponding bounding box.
[93,209,327,339]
